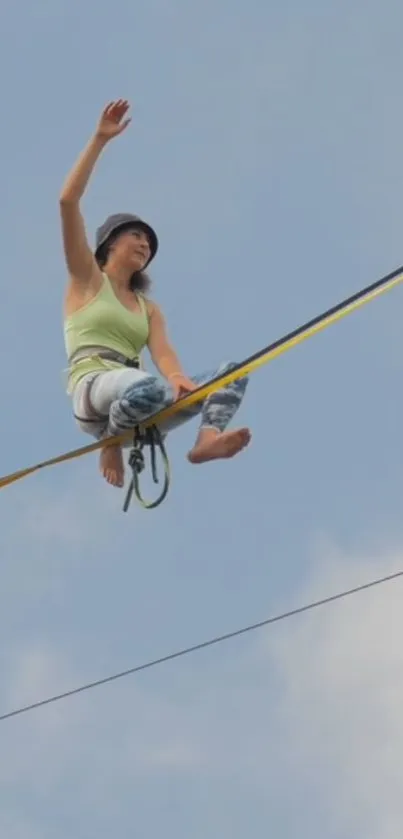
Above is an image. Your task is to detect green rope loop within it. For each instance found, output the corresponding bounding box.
[123,425,171,512]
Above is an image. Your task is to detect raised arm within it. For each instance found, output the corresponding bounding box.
[60,100,131,291]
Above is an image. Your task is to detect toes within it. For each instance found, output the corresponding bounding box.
[102,467,124,487]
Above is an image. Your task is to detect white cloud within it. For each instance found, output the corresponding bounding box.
[3,539,403,838]
[0,642,86,787]
[266,542,403,839]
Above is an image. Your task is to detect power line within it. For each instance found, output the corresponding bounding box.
[1,568,402,723]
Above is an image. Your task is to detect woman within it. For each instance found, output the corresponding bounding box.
[61,99,251,489]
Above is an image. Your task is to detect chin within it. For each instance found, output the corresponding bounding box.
[131,260,146,273]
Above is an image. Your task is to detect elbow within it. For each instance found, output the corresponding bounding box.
[59,192,79,206]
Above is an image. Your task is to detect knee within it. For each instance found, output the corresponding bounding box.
[124,375,172,411]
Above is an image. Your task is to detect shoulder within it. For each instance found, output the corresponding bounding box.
[142,296,164,321]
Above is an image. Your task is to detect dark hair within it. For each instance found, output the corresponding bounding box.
[95,237,152,294]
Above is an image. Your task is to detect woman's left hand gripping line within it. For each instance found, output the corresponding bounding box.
[168,373,198,401]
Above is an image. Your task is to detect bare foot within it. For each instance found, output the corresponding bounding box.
[100,443,125,487]
[187,427,251,464]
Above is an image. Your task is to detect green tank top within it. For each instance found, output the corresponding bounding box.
[64,272,150,392]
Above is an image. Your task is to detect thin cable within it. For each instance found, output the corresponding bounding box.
[1,568,402,723]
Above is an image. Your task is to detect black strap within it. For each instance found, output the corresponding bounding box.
[69,347,140,368]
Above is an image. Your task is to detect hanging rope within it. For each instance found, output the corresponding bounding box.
[122,425,170,511]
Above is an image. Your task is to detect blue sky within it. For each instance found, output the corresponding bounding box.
[1,0,403,837]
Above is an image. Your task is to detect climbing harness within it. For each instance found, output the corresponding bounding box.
[69,347,143,428]
[123,425,170,511]
[69,346,170,513]
[1,260,403,494]
[68,347,171,510]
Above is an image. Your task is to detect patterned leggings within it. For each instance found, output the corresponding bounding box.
[72,361,249,443]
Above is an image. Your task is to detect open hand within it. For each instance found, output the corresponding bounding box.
[169,373,198,401]
[95,100,131,142]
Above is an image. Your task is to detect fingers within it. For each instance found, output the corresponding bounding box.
[118,117,132,132]
[101,99,131,123]
[177,383,197,398]
[169,375,197,400]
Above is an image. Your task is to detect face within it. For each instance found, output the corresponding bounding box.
[110,226,151,272]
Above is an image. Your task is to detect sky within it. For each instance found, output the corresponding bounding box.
[1,0,403,837]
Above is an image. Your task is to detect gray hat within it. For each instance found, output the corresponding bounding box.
[95,213,158,266]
